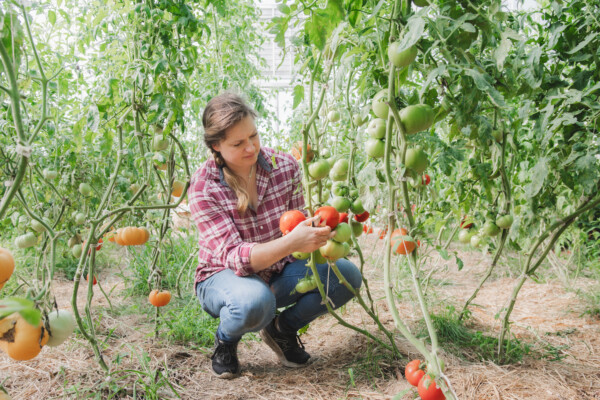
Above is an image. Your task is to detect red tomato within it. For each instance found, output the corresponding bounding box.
[417,375,445,400]
[353,211,370,222]
[362,224,374,234]
[314,206,339,230]
[339,212,349,224]
[460,216,473,229]
[86,274,97,285]
[422,174,431,185]
[280,210,306,235]
[405,359,426,387]
[378,227,388,240]
[85,238,103,255]
[390,228,416,255]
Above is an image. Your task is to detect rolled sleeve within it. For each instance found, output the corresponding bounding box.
[288,156,307,216]
[189,192,257,277]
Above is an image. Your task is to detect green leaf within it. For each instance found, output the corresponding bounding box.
[524,157,549,198]
[455,255,464,271]
[567,32,597,55]
[393,16,425,53]
[305,0,345,50]
[292,84,304,109]
[494,31,512,71]
[277,4,291,14]
[0,297,41,325]
[464,69,506,108]
[48,10,56,25]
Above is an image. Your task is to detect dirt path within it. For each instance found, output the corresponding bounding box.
[1,234,599,399]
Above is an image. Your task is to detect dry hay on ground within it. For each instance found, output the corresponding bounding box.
[1,235,600,399]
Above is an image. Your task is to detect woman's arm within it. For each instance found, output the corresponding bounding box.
[249,215,335,271]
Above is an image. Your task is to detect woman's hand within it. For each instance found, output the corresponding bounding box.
[284,215,336,253]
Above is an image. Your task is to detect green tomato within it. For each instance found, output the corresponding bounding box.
[331,159,349,177]
[295,276,318,293]
[43,168,58,180]
[372,89,389,119]
[15,232,38,249]
[342,242,351,258]
[349,188,359,199]
[333,222,352,243]
[492,129,503,143]
[46,310,76,347]
[67,234,82,248]
[350,198,365,214]
[365,139,385,158]
[332,182,349,197]
[308,160,331,180]
[71,244,83,258]
[153,136,169,151]
[320,240,346,261]
[496,214,514,229]
[129,183,141,193]
[388,42,418,68]
[328,110,341,123]
[331,196,351,212]
[78,182,93,197]
[367,118,386,139]
[482,220,501,237]
[399,104,435,135]
[351,221,363,237]
[458,229,472,244]
[470,234,482,248]
[329,169,346,182]
[30,219,47,233]
[353,114,366,127]
[313,251,327,265]
[292,251,310,260]
[405,147,429,174]
[74,213,86,226]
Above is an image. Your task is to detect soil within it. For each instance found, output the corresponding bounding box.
[1,232,599,399]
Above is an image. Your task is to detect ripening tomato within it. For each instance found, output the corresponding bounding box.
[390,228,416,255]
[405,359,426,386]
[86,274,97,285]
[314,206,339,230]
[417,375,445,400]
[280,210,306,235]
[460,216,473,229]
[363,224,374,234]
[353,211,370,222]
[422,174,431,185]
[339,212,349,224]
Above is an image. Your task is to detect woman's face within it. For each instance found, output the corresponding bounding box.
[212,115,260,172]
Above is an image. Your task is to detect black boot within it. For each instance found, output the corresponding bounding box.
[260,317,310,367]
[211,336,240,379]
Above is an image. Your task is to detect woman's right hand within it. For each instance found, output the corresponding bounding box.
[285,215,336,253]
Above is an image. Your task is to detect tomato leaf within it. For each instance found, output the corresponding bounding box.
[292,84,304,109]
[524,157,549,198]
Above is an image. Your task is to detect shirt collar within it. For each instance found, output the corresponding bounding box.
[218,149,272,188]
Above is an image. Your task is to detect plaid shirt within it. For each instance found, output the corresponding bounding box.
[189,147,307,285]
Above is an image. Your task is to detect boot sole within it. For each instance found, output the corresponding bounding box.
[211,369,241,379]
[259,329,309,368]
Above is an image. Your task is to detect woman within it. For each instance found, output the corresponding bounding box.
[189,92,362,379]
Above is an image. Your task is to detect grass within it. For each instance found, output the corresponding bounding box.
[416,306,534,364]
[159,295,220,348]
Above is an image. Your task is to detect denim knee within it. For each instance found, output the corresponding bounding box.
[237,288,276,330]
[335,258,362,290]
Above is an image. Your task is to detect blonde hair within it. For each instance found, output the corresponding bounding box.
[202,92,258,215]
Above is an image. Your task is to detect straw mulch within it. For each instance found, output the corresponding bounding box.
[1,233,599,399]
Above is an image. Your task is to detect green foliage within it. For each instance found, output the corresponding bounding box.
[159,296,220,347]
[416,306,530,364]
[121,234,197,297]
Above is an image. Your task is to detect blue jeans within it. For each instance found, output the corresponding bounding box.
[195,258,362,343]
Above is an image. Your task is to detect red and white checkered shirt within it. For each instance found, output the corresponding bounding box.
[189,147,307,285]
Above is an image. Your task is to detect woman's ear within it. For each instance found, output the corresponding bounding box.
[212,142,221,152]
